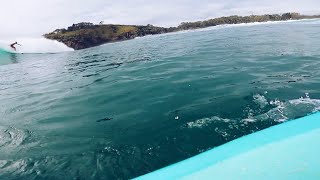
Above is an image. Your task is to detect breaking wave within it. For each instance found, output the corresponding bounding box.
[0,38,73,54]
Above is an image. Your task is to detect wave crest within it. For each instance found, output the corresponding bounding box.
[0,38,73,54]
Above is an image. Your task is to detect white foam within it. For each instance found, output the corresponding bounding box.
[186,93,320,129]
[291,18,320,24]
[249,94,320,123]
[289,97,320,112]
[186,118,215,128]
[253,94,268,108]
[0,37,73,54]
[186,116,230,129]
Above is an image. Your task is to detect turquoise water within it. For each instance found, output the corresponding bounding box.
[0,49,14,65]
[137,112,320,179]
[1,19,320,179]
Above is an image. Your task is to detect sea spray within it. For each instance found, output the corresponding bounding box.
[0,38,73,54]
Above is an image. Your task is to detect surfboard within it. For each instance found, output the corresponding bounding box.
[135,112,320,180]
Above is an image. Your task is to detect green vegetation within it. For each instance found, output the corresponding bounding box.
[44,12,320,50]
[176,13,318,30]
[45,23,168,50]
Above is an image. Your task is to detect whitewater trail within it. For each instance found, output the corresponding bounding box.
[185,93,320,130]
[0,38,73,54]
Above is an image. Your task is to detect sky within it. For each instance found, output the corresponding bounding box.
[0,0,320,38]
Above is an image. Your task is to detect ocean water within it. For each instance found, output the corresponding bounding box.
[1,19,320,179]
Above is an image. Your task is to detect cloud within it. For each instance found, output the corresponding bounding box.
[0,0,319,38]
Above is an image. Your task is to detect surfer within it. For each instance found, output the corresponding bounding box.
[10,42,21,51]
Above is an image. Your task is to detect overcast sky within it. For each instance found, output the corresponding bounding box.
[1,0,319,38]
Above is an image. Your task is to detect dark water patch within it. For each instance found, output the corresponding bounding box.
[83,73,100,78]
[287,80,297,83]
[69,59,107,67]
[96,63,122,73]
[96,117,113,123]
[93,75,111,83]
[127,56,152,63]
[99,62,123,68]
[72,75,111,89]
[82,53,102,59]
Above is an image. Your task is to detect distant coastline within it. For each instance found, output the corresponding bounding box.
[44,12,320,50]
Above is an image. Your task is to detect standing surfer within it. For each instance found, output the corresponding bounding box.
[10,42,21,51]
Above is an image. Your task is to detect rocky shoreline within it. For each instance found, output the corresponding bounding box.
[44,13,319,50]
